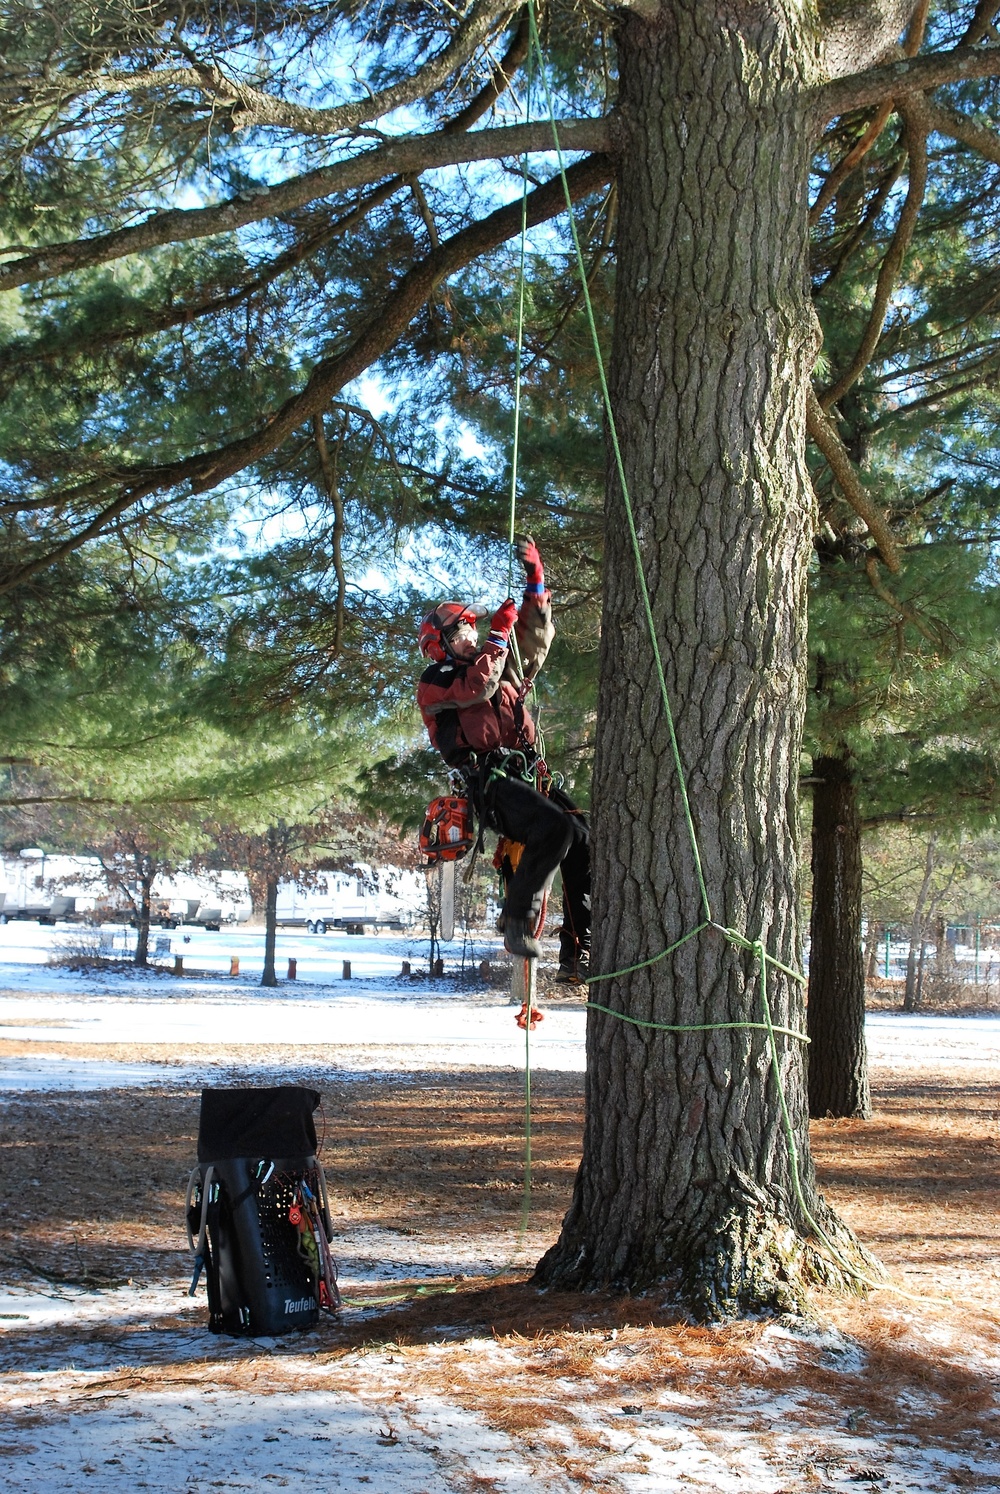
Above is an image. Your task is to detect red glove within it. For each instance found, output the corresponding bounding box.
[488,598,518,641]
[516,535,544,588]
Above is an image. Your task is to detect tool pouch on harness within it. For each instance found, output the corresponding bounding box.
[186,1086,339,1336]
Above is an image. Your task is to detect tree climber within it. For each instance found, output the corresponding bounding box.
[417,537,591,981]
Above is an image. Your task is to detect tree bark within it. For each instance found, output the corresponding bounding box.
[807,754,871,1119]
[262,875,279,988]
[864,922,883,982]
[903,834,937,1011]
[537,4,872,1318]
[135,870,153,969]
[932,908,956,980]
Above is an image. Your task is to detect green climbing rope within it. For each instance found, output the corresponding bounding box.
[507,35,533,604]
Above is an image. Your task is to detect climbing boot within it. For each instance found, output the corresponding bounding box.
[504,915,543,961]
[555,953,590,985]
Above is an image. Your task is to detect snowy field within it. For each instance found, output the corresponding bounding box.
[1,920,998,1492]
[1,919,998,1089]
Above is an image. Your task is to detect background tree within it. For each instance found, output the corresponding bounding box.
[805,541,1000,1115]
[863,822,1000,1004]
[789,0,1000,1117]
[204,804,414,986]
[79,810,200,966]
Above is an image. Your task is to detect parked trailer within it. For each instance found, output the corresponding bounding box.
[0,894,78,926]
[275,870,423,934]
[0,851,95,924]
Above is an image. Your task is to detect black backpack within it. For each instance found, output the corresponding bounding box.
[186,1085,340,1336]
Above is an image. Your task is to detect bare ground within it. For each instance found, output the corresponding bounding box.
[0,1050,998,1491]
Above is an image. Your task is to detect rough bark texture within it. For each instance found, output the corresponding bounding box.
[807,754,872,1119]
[537,3,871,1318]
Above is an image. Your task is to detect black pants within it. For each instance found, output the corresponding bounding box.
[472,769,590,965]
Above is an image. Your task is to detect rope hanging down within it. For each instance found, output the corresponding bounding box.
[504,4,941,1304]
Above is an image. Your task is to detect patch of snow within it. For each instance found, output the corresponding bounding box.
[0,1387,542,1493]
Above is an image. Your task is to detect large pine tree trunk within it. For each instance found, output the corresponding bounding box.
[537,4,871,1317]
[807,754,871,1118]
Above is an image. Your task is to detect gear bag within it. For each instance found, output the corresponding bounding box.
[186,1085,340,1336]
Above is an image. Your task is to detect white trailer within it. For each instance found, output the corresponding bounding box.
[0,851,98,924]
[275,868,423,933]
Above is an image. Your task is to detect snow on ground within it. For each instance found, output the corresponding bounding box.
[2,920,999,1090]
[0,1388,506,1494]
[0,920,587,1086]
[1,920,998,1492]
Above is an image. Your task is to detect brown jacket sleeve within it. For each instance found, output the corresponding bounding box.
[504,585,554,685]
[417,640,507,717]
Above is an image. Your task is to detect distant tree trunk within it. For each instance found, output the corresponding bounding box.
[134,869,154,968]
[916,939,928,1006]
[536,6,871,1317]
[807,753,871,1119]
[932,913,958,986]
[261,875,279,987]
[904,836,937,1012]
[864,923,883,982]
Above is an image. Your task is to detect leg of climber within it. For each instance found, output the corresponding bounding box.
[542,783,590,982]
[487,774,574,960]
[554,810,591,984]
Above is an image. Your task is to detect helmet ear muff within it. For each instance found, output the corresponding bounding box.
[418,607,450,661]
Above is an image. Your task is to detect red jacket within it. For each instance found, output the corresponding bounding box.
[417,590,554,766]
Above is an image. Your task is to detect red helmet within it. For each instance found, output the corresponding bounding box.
[418,601,487,662]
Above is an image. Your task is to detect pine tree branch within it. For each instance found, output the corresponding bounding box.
[810,100,896,225]
[962,1,1000,47]
[443,6,531,134]
[312,414,347,659]
[806,387,902,571]
[871,360,1000,424]
[0,25,537,377]
[0,153,612,596]
[860,810,936,829]
[863,553,943,645]
[810,3,927,225]
[78,0,516,136]
[821,91,928,408]
[0,179,402,380]
[923,97,1000,167]
[815,150,905,292]
[0,118,610,294]
[902,534,1000,549]
[813,43,1000,123]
